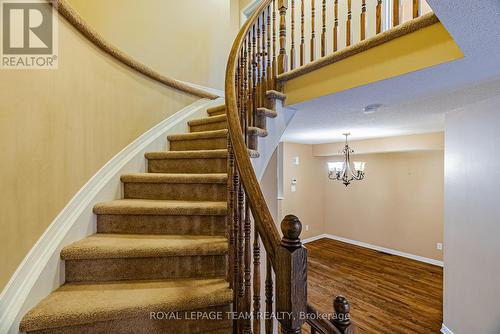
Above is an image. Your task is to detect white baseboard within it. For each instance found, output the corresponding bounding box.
[302,234,329,244]
[0,97,223,334]
[303,234,444,267]
[441,324,454,334]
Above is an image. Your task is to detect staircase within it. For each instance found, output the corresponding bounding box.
[19,103,277,333]
[16,0,437,332]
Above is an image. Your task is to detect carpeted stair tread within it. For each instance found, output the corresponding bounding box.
[168,129,228,141]
[266,90,286,101]
[94,199,227,216]
[188,114,227,126]
[61,234,228,260]
[248,149,260,158]
[19,278,232,332]
[207,105,226,116]
[256,107,278,118]
[121,173,227,184]
[145,149,227,160]
[248,126,268,137]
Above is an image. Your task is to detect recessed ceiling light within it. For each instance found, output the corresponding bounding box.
[363,103,383,114]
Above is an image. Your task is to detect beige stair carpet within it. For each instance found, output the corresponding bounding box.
[20,100,278,333]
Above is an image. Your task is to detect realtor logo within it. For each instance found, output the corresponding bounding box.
[1,0,58,69]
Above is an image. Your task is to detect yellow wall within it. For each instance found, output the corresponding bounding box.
[284,21,463,106]
[0,16,197,290]
[280,134,444,260]
[67,0,241,90]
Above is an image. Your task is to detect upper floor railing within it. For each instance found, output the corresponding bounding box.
[225,1,430,333]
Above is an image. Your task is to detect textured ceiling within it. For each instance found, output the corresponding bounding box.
[282,0,500,144]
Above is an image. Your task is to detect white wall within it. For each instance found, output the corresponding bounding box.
[444,95,500,334]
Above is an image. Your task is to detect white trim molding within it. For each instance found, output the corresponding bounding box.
[0,97,223,334]
[441,324,454,334]
[179,81,224,98]
[240,0,260,26]
[302,234,444,267]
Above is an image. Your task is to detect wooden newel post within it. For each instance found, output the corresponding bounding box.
[331,296,355,334]
[276,215,307,334]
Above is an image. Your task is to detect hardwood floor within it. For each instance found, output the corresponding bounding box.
[303,238,443,334]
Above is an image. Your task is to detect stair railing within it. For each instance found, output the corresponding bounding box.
[225,0,429,332]
[225,0,361,333]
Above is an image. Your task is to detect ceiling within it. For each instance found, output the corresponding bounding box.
[281,0,500,144]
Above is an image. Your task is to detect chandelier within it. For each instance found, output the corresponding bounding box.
[327,133,366,186]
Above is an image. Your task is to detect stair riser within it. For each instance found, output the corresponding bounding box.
[148,158,227,174]
[97,214,226,236]
[255,115,267,131]
[248,135,258,151]
[26,305,232,334]
[65,255,226,282]
[190,121,228,132]
[170,138,227,151]
[123,183,226,201]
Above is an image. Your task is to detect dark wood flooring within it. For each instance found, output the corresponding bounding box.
[303,238,443,334]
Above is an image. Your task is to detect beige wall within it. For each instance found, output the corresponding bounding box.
[0,16,197,290]
[322,151,444,260]
[68,0,241,90]
[281,142,325,239]
[444,96,500,334]
[279,135,444,261]
[313,132,444,156]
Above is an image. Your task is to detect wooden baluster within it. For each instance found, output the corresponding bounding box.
[277,0,288,76]
[413,0,420,18]
[265,256,274,334]
[393,0,400,26]
[232,168,240,330]
[331,296,355,334]
[376,0,382,34]
[253,231,261,334]
[243,38,249,144]
[321,0,326,57]
[290,0,296,70]
[333,0,338,51]
[236,51,241,119]
[311,327,317,334]
[237,182,245,332]
[360,0,366,40]
[310,0,316,61]
[267,5,273,88]
[346,0,352,47]
[243,202,252,333]
[276,215,307,334]
[247,35,253,131]
[272,0,277,87]
[252,24,258,126]
[261,12,267,107]
[300,0,305,66]
[256,17,262,111]
[227,139,234,291]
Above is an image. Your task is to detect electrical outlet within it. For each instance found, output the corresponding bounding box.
[305,225,309,232]
[437,243,443,250]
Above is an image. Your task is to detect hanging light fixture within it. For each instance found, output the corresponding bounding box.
[327,133,366,186]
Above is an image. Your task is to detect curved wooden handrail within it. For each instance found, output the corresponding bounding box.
[225,0,280,265]
[51,0,219,100]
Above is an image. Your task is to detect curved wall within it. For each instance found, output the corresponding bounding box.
[67,0,240,90]
[0,14,198,290]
